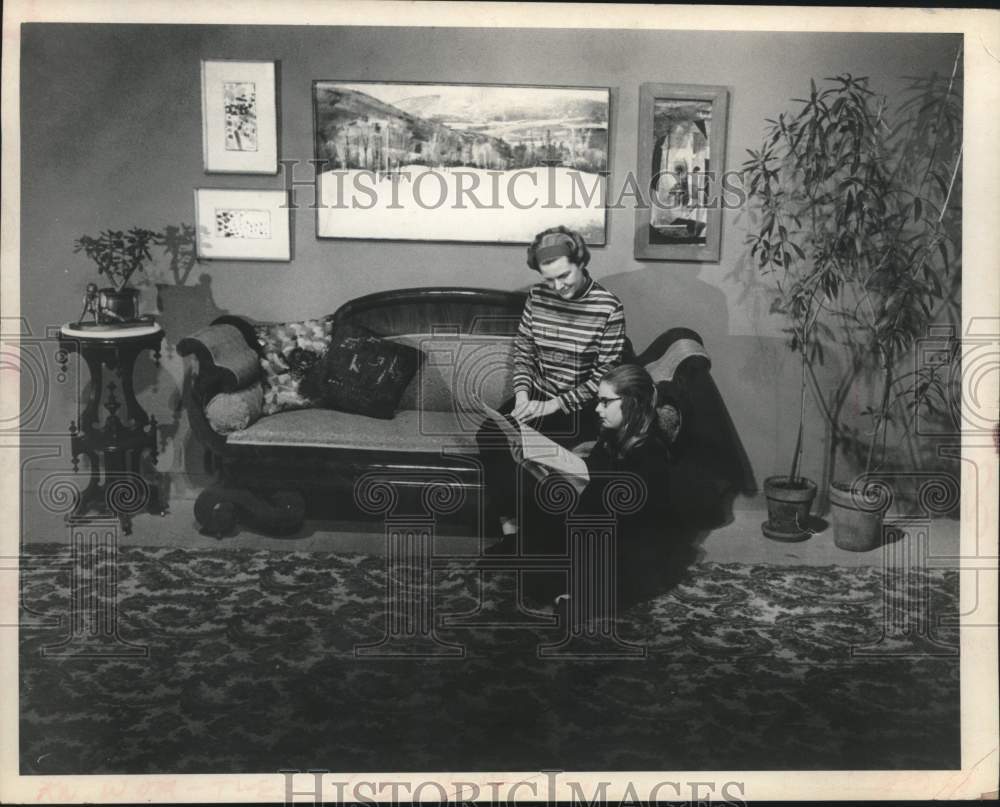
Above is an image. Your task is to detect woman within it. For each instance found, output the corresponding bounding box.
[498,364,673,613]
[476,225,626,544]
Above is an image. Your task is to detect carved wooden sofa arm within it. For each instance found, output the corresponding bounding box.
[176,315,265,461]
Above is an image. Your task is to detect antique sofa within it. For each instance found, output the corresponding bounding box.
[178,286,754,535]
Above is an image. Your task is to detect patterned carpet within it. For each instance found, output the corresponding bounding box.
[19,543,960,774]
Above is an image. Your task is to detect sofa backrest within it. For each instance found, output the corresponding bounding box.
[389,334,515,412]
[330,287,526,338]
[331,287,526,412]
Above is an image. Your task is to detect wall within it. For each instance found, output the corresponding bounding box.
[18,24,962,518]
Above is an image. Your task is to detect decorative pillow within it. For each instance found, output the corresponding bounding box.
[205,382,265,434]
[255,318,335,415]
[654,380,685,446]
[656,403,682,444]
[303,324,424,419]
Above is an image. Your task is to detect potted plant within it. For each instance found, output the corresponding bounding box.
[74,226,162,323]
[743,61,962,550]
[743,149,823,541]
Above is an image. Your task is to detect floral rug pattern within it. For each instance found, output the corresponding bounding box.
[20,544,960,774]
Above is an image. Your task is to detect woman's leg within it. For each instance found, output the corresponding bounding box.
[474,397,519,538]
[476,398,598,542]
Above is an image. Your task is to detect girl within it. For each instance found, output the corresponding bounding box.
[497,364,673,614]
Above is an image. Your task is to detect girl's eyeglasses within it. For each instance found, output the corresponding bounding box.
[596,396,622,407]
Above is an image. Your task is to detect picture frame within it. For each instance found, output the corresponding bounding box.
[634,83,730,262]
[194,188,292,261]
[312,80,611,244]
[201,59,279,174]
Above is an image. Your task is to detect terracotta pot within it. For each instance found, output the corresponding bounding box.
[762,475,817,541]
[829,482,888,551]
[98,287,140,324]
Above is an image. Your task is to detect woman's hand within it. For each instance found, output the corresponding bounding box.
[535,397,562,419]
[510,393,533,423]
[510,441,524,465]
[521,459,551,482]
[511,396,561,423]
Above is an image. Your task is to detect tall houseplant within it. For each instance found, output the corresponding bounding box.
[743,60,962,550]
[742,164,824,539]
[74,227,162,323]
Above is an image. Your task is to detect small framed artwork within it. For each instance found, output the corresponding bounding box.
[312,80,610,244]
[634,83,730,262]
[194,188,292,261]
[201,59,279,174]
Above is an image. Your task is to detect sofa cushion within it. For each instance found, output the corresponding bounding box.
[205,382,264,434]
[390,334,514,412]
[255,318,336,415]
[304,324,424,419]
[226,408,484,452]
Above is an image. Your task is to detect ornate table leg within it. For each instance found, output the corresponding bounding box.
[117,342,148,428]
[68,349,104,519]
[62,328,165,533]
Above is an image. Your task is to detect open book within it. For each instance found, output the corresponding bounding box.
[477,400,590,493]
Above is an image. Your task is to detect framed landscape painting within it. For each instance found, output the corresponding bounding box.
[634,83,729,262]
[201,59,279,174]
[194,188,292,260]
[313,81,610,244]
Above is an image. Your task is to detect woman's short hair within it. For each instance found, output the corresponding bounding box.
[601,364,658,456]
[526,226,591,273]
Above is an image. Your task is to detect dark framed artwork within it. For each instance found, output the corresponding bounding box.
[312,81,610,244]
[634,83,730,262]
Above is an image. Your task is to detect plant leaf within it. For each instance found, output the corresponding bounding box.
[937,239,948,268]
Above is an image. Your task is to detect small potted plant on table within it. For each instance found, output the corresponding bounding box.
[74,227,162,324]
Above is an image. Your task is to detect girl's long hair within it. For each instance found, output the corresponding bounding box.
[600,364,658,458]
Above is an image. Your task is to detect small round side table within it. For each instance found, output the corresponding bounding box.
[58,321,166,534]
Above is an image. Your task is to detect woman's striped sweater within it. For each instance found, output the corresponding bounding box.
[511,277,626,412]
